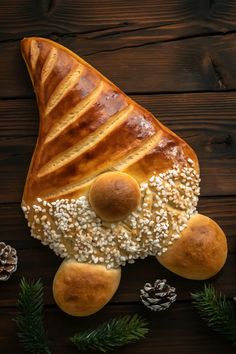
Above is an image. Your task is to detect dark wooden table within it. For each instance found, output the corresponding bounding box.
[0,1,236,353]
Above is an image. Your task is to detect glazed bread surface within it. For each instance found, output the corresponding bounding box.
[157,214,228,280]
[21,37,201,270]
[20,37,228,317]
[89,172,141,221]
[21,37,199,205]
[53,260,121,316]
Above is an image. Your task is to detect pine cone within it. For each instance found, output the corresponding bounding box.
[0,242,18,281]
[140,279,177,311]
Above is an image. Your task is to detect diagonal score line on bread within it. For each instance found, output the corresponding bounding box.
[41,47,58,84]
[20,37,228,311]
[38,105,134,178]
[113,131,163,172]
[45,80,104,143]
[45,65,83,116]
[20,37,210,276]
[30,39,40,71]
[40,131,163,200]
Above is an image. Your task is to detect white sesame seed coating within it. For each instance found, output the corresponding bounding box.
[22,165,200,268]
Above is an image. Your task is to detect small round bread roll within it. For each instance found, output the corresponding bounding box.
[53,260,121,316]
[89,171,141,221]
[156,214,227,280]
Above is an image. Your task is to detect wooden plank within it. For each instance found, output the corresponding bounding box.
[211,0,236,28]
[0,136,34,203]
[1,196,235,251]
[0,303,235,354]
[2,34,236,97]
[1,135,235,201]
[1,2,235,354]
[0,92,235,201]
[0,0,232,41]
[0,99,39,136]
[49,33,236,93]
[0,247,235,307]
[1,92,236,137]
[1,0,236,42]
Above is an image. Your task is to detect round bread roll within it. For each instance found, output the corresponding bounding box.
[53,260,121,316]
[156,214,227,280]
[89,171,141,221]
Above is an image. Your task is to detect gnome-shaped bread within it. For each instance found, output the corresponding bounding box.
[21,37,227,316]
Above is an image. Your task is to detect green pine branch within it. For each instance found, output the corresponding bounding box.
[70,314,149,352]
[15,278,51,354]
[191,284,236,345]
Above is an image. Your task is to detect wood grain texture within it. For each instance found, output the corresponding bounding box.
[1,0,236,41]
[0,304,235,354]
[2,33,236,97]
[1,2,236,354]
[0,93,235,201]
[1,92,236,136]
[0,249,235,307]
[1,196,236,252]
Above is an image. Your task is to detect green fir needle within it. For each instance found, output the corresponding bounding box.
[15,277,51,354]
[191,284,236,345]
[70,314,149,352]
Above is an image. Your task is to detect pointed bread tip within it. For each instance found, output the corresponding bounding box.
[21,36,34,48]
[20,37,36,61]
[20,37,30,52]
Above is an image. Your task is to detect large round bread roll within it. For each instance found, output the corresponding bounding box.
[156,214,227,280]
[53,260,121,316]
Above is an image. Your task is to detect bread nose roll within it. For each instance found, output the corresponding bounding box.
[89,172,141,222]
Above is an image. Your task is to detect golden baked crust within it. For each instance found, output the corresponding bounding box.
[21,37,201,268]
[20,37,228,316]
[20,37,199,205]
[53,260,121,316]
[89,172,141,221]
[156,214,228,280]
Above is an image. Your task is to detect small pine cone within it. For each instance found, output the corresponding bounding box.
[0,242,18,281]
[140,279,177,311]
